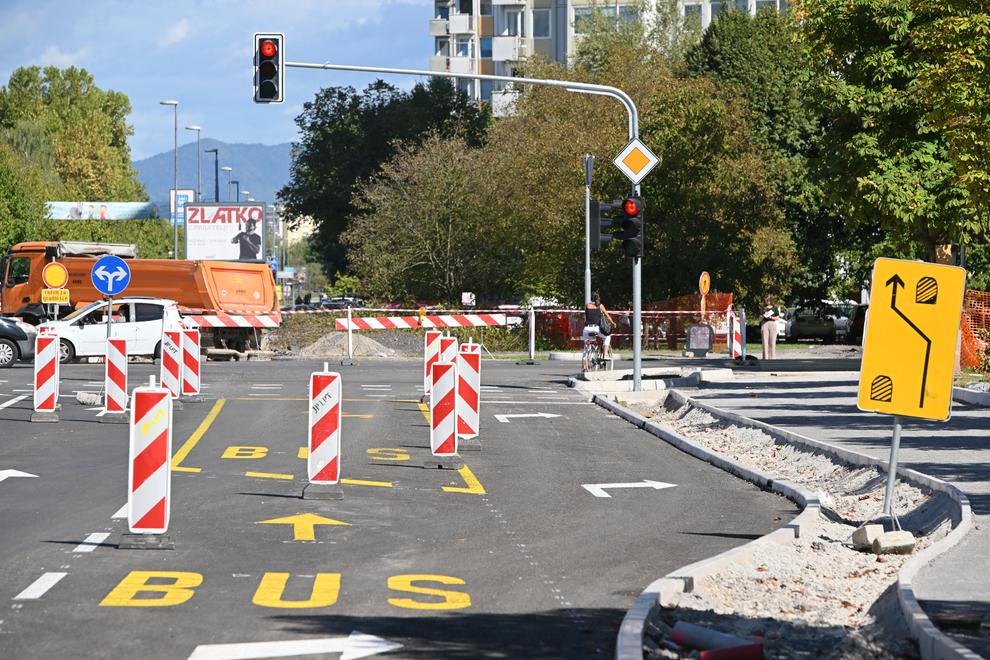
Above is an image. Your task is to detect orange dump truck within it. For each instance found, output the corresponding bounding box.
[1,241,279,351]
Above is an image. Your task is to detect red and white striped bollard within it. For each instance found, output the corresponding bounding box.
[423,330,442,396]
[426,361,460,469]
[457,340,481,449]
[305,366,343,499]
[181,329,201,399]
[160,328,182,402]
[103,338,128,419]
[31,334,59,422]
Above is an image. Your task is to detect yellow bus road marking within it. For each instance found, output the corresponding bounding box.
[341,478,393,488]
[442,464,486,495]
[245,471,295,480]
[171,399,226,473]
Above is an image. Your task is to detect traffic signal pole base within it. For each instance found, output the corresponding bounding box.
[118,534,174,550]
[303,484,344,500]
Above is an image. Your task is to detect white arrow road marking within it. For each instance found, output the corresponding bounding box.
[0,469,38,483]
[494,412,562,423]
[0,395,28,410]
[582,480,677,498]
[186,631,403,660]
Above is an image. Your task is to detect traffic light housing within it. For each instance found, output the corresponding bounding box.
[620,196,644,258]
[590,200,618,252]
[254,33,284,103]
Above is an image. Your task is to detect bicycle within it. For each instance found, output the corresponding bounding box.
[582,331,612,372]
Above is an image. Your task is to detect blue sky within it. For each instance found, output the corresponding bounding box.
[0,0,434,159]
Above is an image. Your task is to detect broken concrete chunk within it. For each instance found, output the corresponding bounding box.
[871,530,916,555]
[851,523,884,550]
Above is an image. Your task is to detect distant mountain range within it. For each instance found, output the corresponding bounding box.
[133,138,293,207]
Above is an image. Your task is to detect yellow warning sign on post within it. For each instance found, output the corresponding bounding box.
[857,258,967,421]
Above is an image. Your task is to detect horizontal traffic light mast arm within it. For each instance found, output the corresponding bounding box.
[284,60,638,143]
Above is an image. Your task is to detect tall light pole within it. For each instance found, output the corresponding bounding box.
[185,125,202,201]
[205,148,220,202]
[231,180,240,203]
[221,166,233,202]
[160,99,179,259]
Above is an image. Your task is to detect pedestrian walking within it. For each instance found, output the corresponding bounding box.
[761,295,781,360]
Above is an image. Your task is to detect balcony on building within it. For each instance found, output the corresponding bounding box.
[428,55,475,75]
[449,12,474,34]
[492,35,529,61]
[429,18,449,36]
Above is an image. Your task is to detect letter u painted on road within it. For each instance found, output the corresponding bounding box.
[457,342,480,439]
[308,371,342,484]
[423,330,442,395]
[160,329,182,400]
[34,334,59,412]
[128,384,173,534]
[430,362,457,456]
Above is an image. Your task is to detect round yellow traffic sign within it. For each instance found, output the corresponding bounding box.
[699,271,711,296]
[42,262,69,289]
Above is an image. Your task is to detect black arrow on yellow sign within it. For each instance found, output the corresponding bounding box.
[886,274,932,407]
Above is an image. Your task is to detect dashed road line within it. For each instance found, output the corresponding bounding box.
[111,504,127,519]
[0,395,28,410]
[72,532,111,553]
[245,471,294,480]
[14,573,67,600]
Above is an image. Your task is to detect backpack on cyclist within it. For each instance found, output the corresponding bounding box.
[600,315,612,336]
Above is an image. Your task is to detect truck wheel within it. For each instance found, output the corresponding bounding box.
[0,338,17,368]
[59,339,75,364]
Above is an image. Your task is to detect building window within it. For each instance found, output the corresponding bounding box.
[457,0,471,15]
[502,8,524,36]
[755,0,778,12]
[435,37,449,56]
[533,8,551,38]
[455,36,472,57]
[480,79,493,101]
[710,2,727,18]
[618,5,638,22]
[435,3,449,20]
[683,3,702,28]
[575,6,633,34]
[480,0,492,15]
[480,37,492,58]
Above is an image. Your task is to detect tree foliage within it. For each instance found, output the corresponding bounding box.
[0,142,49,250]
[0,66,146,201]
[279,78,490,279]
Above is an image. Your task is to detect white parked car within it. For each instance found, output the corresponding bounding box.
[38,297,184,363]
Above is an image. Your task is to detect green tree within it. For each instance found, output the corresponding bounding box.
[0,142,50,250]
[797,0,986,263]
[279,78,489,279]
[0,66,146,201]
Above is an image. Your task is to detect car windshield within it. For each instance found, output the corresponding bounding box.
[61,301,102,321]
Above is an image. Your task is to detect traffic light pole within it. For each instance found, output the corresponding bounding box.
[285,60,644,390]
[584,154,594,306]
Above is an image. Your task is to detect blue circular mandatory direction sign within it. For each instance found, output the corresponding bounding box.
[91,255,132,296]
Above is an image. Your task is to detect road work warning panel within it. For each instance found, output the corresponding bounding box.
[857,257,967,421]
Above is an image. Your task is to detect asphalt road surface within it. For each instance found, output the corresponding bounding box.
[0,357,795,659]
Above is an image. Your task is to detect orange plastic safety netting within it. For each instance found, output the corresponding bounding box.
[961,289,990,370]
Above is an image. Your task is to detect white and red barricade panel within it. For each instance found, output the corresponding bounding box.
[160,329,182,399]
[423,330,442,395]
[185,313,280,329]
[430,361,458,456]
[181,329,201,396]
[729,310,743,359]
[308,371,342,484]
[457,342,481,439]
[105,338,128,413]
[440,335,457,364]
[337,313,508,331]
[34,334,59,412]
[128,384,172,533]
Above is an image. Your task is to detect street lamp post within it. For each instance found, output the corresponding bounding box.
[185,125,202,201]
[221,167,233,202]
[205,148,220,202]
[232,180,240,202]
[160,99,179,259]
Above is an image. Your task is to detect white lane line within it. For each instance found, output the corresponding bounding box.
[72,532,111,553]
[367,394,389,398]
[250,385,283,389]
[14,573,67,600]
[12,389,32,394]
[361,385,392,389]
[112,504,127,519]
[0,395,28,410]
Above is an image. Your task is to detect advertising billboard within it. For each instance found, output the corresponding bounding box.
[47,201,162,220]
[170,189,196,226]
[185,203,266,262]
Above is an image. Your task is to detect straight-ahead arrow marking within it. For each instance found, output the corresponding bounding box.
[186,631,402,660]
[494,413,562,423]
[887,274,933,408]
[0,469,38,483]
[256,513,350,541]
[582,480,677,498]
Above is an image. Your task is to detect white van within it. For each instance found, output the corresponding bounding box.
[39,297,184,363]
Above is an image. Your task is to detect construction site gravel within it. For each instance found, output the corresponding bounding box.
[630,398,956,659]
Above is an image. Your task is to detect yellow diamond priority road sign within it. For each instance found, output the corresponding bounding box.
[613,138,659,185]
[857,258,967,421]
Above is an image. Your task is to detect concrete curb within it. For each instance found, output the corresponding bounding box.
[952,385,990,407]
[598,392,975,660]
[665,390,977,660]
[595,395,823,660]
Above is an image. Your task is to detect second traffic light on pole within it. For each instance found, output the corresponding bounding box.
[591,196,644,258]
[254,33,284,103]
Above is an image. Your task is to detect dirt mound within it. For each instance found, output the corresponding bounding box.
[297,331,397,358]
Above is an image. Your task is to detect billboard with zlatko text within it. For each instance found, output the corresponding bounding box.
[185,203,266,262]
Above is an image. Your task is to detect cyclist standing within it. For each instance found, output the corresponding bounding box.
[582,292,617,370]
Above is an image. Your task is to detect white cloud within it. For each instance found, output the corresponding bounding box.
[159,18,191,47]
[37,45,90,67]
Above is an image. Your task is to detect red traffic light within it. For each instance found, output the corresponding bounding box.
[623,198,641,216]
[260,40,277,58]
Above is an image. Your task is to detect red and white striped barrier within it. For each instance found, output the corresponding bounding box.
[105,338,128,413]
[160,329,182,400]
[181,329,201,396]
[430,361,458,456]
[308,371,342,484]
[423,330,442,395]
[128,382,172,534]
[33,334,59,413]
[185,313,279,329]
[336,313,508,331]
[729,311,743,359]
[457,342,481,439]
[440,335,457,364]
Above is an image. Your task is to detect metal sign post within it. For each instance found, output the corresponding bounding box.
[584,154,594,306]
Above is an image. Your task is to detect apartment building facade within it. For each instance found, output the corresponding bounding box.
[429,0,789,114]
